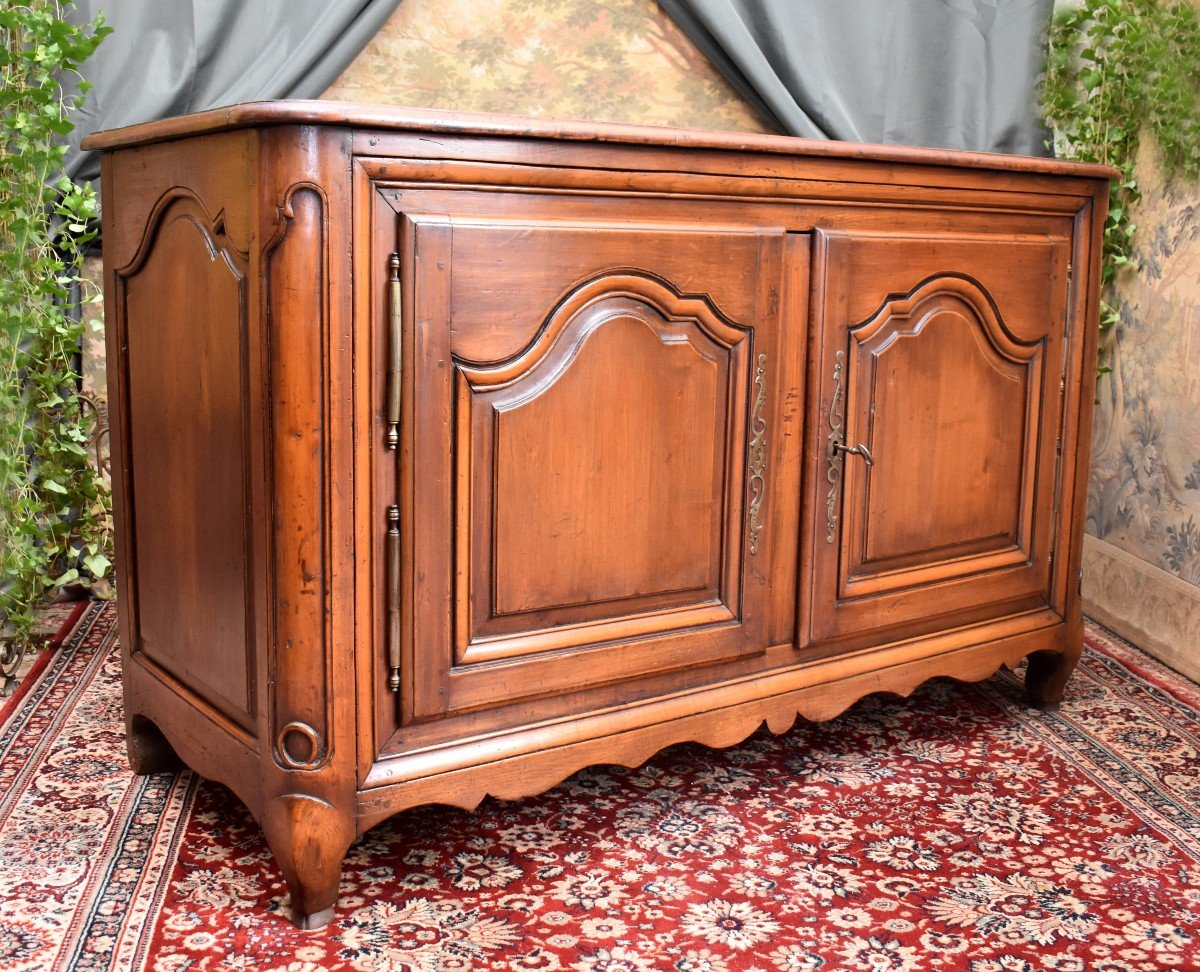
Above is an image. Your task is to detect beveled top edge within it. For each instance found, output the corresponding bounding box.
[81,100,1117,181]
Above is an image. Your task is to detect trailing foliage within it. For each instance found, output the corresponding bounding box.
[1042,0,1200,365]
[1,2,111,647]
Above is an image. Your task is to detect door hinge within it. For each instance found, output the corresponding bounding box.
[386,253,402,450]
[1063,257,1074,339]
[1052,448,1064,514]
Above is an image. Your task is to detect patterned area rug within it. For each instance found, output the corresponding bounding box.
[2,603,1199,972]
[0,600,87,705]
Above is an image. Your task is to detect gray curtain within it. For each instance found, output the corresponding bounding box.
[657,0,1054,155]
[66,0,401,185]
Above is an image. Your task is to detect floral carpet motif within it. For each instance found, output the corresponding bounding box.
[1,604,1199,971]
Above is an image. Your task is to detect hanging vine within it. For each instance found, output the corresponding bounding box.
[1,1,112,661]
[1042,0,1200,368]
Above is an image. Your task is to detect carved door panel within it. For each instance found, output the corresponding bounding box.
[806,230,1071,645]
[386,211,803,723]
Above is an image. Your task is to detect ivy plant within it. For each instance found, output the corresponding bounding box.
[1,1,112,656]
[1042,0,1200,367]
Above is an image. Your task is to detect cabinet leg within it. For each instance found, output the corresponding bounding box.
[1024,648,1080,711]
[262,794,355,930]
[126,714,184,775]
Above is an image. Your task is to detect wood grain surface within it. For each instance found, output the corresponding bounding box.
[92,102,1111,929]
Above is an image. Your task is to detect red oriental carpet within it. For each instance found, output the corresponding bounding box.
[2,602,1199,972]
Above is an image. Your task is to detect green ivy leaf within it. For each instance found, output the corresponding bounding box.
[1,1,113,646]
[82,552,111,577]
[1042,0,1200,381]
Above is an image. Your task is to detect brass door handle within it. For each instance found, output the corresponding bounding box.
[831,440,874,466]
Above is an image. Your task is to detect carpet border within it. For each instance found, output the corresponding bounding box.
[0,600,89,725]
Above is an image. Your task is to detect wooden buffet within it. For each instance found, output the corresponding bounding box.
[84,102,1113,929]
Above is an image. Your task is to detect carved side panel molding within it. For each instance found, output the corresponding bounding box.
[115,186,250,275]
[265,183,334,772]
[115,188,256,733]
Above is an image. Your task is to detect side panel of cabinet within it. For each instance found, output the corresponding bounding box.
[384,205,803,725]
[108,142,259,734]
[805,229,1071,645]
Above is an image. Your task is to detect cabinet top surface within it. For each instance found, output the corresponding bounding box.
[83,99,1116,182]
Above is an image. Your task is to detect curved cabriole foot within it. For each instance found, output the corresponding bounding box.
[1024,648,1080,710]
[262,793,355,931]
[126,714,185,775]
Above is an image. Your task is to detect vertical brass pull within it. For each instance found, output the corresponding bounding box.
[386,253,402,450]
[385,254,403,690]
[746,353,767,555]
[385,505,401,692]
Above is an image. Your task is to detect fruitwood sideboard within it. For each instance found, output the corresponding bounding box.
[85,103,1113,929]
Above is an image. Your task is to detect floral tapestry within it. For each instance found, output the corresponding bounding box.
[323,0,770,132]
[324,0,770,132]
[1088,139,1200,588]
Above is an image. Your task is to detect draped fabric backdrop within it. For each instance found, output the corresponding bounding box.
[65,0,402,184]
[656,0,1055,155]
[67,0,1054,186]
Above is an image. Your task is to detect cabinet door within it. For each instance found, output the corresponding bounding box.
[806,230,1070,645]
[388,210,802,723]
